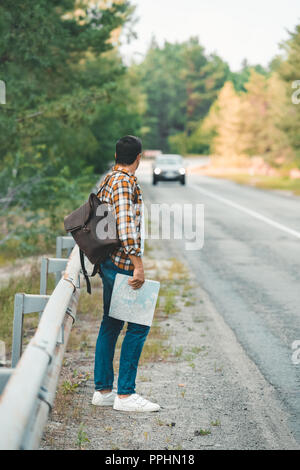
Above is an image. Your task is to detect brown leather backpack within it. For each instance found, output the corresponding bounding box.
[64,174,120,294]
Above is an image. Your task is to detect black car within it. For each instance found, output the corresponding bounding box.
[152,154,186,185]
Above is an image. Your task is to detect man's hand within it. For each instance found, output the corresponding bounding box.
[128,254,145,289]
[128,267,145,290]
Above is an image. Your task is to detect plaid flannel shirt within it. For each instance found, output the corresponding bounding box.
[97,165,143,271]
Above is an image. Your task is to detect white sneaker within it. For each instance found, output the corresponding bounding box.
[113,393,160,412]
[92,390,116,406]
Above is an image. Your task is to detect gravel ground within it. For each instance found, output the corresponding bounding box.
[40,241,299,450]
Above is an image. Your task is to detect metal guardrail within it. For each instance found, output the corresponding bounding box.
[0,236,81,450]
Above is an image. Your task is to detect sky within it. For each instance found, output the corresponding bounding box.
[120,0,300,71]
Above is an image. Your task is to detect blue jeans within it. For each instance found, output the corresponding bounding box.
[94,257,150,395]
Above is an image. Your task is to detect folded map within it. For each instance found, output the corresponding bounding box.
[108,273,160,327]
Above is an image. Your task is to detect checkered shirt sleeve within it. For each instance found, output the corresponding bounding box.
[111,178,141,258]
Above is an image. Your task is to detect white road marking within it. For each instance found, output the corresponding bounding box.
[190,183,300,240]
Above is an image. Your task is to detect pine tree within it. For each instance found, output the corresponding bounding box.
[138,38,229,151]
[240,70,292,163]
[202,71,292,165]
[204,81,244,159]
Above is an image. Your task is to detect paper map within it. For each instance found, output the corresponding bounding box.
[108,273,160,326]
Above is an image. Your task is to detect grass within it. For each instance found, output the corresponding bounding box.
[67,329,93,353]
[164,290,178,315]
[143,239,153,256]
[0,230,57,268]
[191,346,206,354]
[54,370,90,419]
[184,353,195,361]
[140,337,170,363]
[76,277,102,317]
[209,173,300,196]
[0,263,55,351]
[76,423,90,449]
[61,372,91,395]
[211,419,221,427]
[140,323,171,364]
[169,258,187,277]
[158,281,176,297]
[111,321,171,369]
[194,429,211,436]
[174,346,183,358]
[61,380,79,395]
[184,299,196,307]
[139,375,151,382]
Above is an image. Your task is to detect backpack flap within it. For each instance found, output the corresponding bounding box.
[64,194,94,233]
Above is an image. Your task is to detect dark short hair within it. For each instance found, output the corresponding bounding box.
[116,135,142,165]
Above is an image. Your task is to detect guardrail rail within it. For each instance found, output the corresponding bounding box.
[0,237,81,450]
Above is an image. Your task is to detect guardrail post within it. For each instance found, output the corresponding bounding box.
[11,294,50,368]
[40,258,68,296]
[56,235,75,258]
[40,258,49,297]
[56,236,63,259]
[11,294,24,368]
[55,236,76,285]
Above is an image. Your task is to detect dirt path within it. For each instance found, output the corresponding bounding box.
[0,254,52,288]
[40,241,299,450]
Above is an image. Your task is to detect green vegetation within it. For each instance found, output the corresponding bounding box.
[137,37,230,154]
[211,419,221,427]
[164,290,178,316]
[139,322,171,364]
[76,423,90,450]
[76,277,102,317]
[61,380,79,395]
[0,1,142,257]
[191,346,206,354]
[174,346,183,358]
[194,429,211,436]
[0,264,54,350]
[202,71,291,165]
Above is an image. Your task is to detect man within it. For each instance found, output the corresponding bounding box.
[92,135,160,412]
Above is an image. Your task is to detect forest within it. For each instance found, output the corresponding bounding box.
[1,0,300,260]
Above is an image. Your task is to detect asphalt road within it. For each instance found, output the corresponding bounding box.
[137,160,300,442]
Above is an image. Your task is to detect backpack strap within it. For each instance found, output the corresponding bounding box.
[96,172,112,197]
[79,172,118,295]
[80,249,100,295]
[80,248,91,295]
[82,170,138,294]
